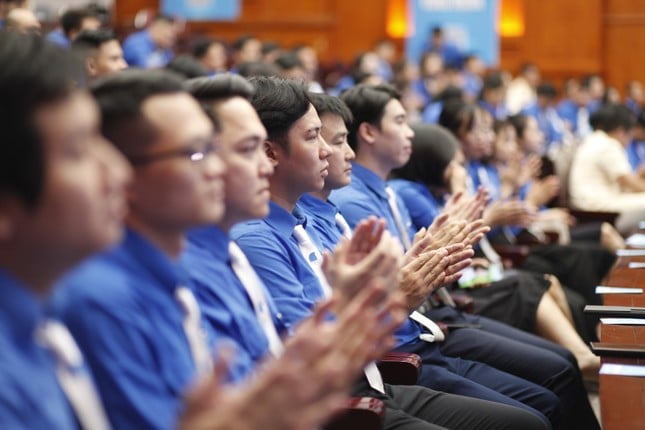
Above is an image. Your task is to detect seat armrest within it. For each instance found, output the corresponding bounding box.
[570,209,619,225]
[325,397,385,430]
[377,352,421,385]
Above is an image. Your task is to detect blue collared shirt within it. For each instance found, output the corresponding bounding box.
[626,139,645,172]
[330,162,416,243]
[298,193,344,251]
[0,270,78,429]
[231,202,327,328]
[46,28,70,48]
[388,179,441,231]
[183,225,284,367]
[122,29,173,68]
[52,228,228,430]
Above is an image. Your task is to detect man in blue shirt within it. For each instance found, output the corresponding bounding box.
[0,32,127,430]
[232,76,548,430]
[183,75,418,417]
[46,8,100,48]
[122,14,176,68]
[331,85,601,430]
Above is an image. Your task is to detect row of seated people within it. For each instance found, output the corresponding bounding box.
[1,31,611,430]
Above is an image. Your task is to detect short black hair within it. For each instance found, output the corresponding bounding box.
[589,103,635,133]
[340,84,401,149]
[0,33,79,207]
[309,92,353,129]
[391,123,459,187]
[90,69,185,159]
[249,76,311,151]
[60,8,97,38]
[232,34,257,52]
[185,73,254,130]
[72,28,117,50]
[192,36,226,60]
[274,52,303,72]
[237,61,279,78]
[536,82,557,98]
[164,55,208,80]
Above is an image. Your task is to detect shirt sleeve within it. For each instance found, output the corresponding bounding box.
[597,139,632,182]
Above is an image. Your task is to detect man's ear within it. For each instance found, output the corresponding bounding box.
[85,57,98,77]
[0,196,24,242]
[264,140,280,167]
[357,121,377,145]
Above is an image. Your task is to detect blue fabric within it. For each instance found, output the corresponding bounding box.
[52,228,236,430]
[522,103,566,154]
[183,225,284,366]
[388,179,441,231]
[331,162,416,243]
[297,193,344,251]
[230,202,327,328]
[0,270,78,429]
[46,28,70,48]
[626,139,645,171]
[478,99,508,120]
[421,101,443,124]
[122,30,173,68]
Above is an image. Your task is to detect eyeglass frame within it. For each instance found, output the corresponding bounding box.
[127,137,218,167]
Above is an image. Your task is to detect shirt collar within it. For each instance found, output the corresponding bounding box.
[298,194,338,220]
[186,225,230,262]
[264,200,302,239]
[0,268,43,341]
[122,227,185,294]
[351,162,388,200]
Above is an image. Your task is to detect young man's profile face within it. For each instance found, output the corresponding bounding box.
[128,92,226,231]
[273,103,331,195]
[216,96,273,224]
[12,91,131,263]
[320,112,354,191]
[371,98,414,170]
[89,40,127,77]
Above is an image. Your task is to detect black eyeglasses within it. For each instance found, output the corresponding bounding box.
[128,139,217,166]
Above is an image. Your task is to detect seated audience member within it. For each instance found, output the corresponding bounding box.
[4,7,39,34]
[557,78,593,140]
[310,93,599,430]
[0,0,26,29]
[0,31,125,430]
[232,76,548,430]
[478,72,508,120]
[46,8,100,48]
[72,29,127,80]
[569,103,645,233]
[231,35,262,72]
[625,80,644,115]
[274,52,308,82]
[122,14,176,68]
[261,41,283,64]
[292,43,324,92]
[522,82,570,156]
[50,69,368,430]
[184,73,414,426]
[424,26,463,69]
[626,109,645,172]
[0,32,338,430]
[505,62,540,115]
[192,36,228,75]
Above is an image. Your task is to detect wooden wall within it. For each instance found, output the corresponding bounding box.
[113,0,645,95]
[113,0,391,66]
[500,0,645,97]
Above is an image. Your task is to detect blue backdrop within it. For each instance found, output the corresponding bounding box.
[161,0,240,21]
[405,0,499,66]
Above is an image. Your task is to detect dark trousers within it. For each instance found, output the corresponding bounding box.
[381,384,548,430]
[429,308,601,430]
[394,339,556,429]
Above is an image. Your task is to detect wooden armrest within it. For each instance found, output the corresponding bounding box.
[492,244,531,268]
[377,352,421,385]
[570,209,619,225]
[325,397,384,430]
[591,342,645,359]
